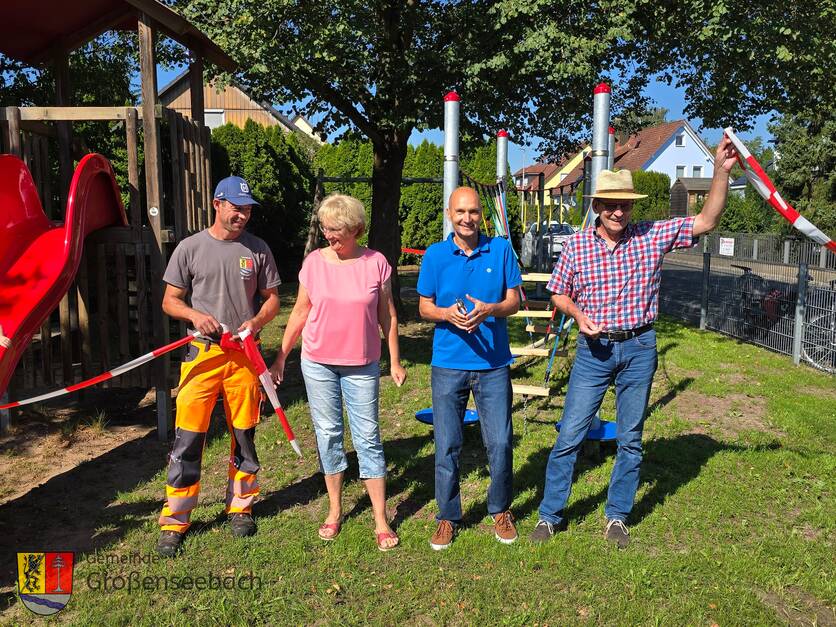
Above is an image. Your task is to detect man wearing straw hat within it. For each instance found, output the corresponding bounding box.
[530,136,738,547]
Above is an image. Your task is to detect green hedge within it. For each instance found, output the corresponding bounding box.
[632,170,672,221]
[315,138,522,263]
[211,120,314,278]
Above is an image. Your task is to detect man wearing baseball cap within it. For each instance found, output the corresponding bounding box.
[531,136,738,547]
[156,175,281,557]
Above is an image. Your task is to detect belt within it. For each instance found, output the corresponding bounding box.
[191,337,219,351]
[597,323,654,341]
[191,336,261,350]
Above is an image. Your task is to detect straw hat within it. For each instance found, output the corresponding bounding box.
[585,169,647,200]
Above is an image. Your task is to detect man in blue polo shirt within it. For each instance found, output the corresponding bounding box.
[417,186,522,550]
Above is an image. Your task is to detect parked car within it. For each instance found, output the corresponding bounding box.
[520,221,577,271]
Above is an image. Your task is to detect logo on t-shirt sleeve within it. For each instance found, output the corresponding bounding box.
[239,256,254,278]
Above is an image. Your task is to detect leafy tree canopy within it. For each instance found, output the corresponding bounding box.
[770,113,836,238]
[636,1,836,132]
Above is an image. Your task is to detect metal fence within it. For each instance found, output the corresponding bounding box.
[673,232,836,270]
[660,233,836,374]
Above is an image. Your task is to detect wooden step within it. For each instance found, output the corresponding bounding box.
[511,310,553,318]
[520,299,550,310]
[521,273,552,282]
[526,319,573,333]
[510,346,551,357]
[525,324,557,334]
[512,384,551,397]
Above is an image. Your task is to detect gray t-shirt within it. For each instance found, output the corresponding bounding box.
[163,230,281,339]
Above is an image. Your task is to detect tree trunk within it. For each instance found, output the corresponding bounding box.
[368,131,410,315]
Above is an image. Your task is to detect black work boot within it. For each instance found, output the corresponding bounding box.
[230,513,257,538]
[156,530,185,557]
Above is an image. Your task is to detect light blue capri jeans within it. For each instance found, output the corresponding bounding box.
[300,358,386,479]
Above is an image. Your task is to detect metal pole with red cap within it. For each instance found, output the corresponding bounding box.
[608,126,616,170]
[443,91,460,240]
[584,82,612,227]
[496,129,510,234]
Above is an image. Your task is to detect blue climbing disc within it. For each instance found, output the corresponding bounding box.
[556,419,617,441]
[415,407,480,425]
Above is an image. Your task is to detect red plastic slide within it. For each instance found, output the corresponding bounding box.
[0,153,128,397]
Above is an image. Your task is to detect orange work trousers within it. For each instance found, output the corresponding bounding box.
[159,340,262,533]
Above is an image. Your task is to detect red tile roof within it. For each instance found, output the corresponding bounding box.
[550,120,692,190]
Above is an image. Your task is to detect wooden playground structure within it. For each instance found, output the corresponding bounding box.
[0,0,236,439]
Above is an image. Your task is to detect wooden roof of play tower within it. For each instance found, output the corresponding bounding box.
[0,0,235,70]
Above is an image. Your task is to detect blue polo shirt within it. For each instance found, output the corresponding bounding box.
[417,234,522,370]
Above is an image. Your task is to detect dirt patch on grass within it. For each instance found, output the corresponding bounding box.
[757,586,836,626]
[0,388,174,603]
[671,390,783,439]
[0,389,158,504]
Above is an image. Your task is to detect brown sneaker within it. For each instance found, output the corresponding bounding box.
[430,520,457,551]
[492,510,518,544]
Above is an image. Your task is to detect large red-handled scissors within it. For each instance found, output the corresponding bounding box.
[236,327,302,458]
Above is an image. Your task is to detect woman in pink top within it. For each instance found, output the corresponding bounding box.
[269,194,406,551]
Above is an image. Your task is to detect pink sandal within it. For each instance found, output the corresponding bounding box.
[376,530,399,552]
[318,520,342,541]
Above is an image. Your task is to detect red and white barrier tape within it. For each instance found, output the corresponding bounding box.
[0,331,200,410]
[724,127,836,253]
[1,326,303,458]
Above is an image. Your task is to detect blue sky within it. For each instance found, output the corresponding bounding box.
[157,67,774,175]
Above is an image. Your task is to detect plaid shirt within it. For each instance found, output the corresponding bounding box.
[546,217,697,331]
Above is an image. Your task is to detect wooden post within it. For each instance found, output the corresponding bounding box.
[201,124,212,225]
[126,108,141,228]
[6,107,21,156]
[40,313,53,386]
[77,253,93,380]
[59,291,74,385]
[134,239,150,358]
[138,13,171,440]
[0,393,9,435]
[96,245,111,380]
[22,128,33,169]
[183,117,196,231]
[189,53,205,127]
[192,120,205,230]
[54,51,74,212]
[38,134,53,217]
[166,109,185,241]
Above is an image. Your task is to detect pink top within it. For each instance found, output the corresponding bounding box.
[299,248,392,366]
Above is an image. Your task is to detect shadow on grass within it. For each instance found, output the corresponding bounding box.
[0,432,169,608]
[509,433,781,529]
[0,373,312,607]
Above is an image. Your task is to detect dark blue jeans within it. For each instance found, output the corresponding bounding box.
[431,366,513,523]
[538,329,658,525]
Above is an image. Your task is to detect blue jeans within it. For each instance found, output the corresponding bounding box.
[538,329,658,525]
[431,366,513,523]
[300,359,385,479]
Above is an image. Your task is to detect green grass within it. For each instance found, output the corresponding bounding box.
[3,280,834,625]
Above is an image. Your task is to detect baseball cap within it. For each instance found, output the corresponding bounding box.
[214,176,260,206]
